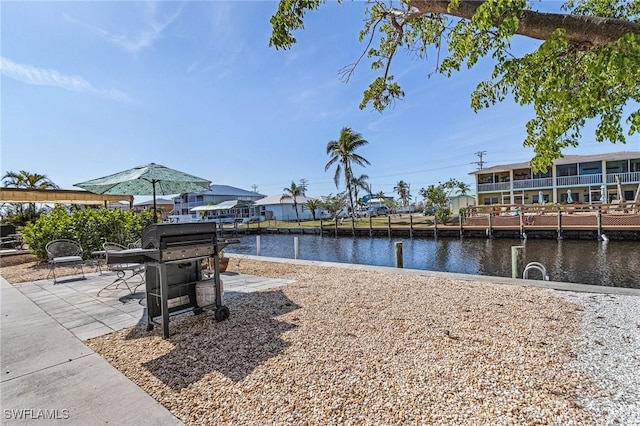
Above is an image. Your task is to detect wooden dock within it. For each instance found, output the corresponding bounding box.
[223,203,640,240]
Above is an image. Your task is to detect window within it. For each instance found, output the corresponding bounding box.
[557,164,577,177]
[533,194,549,204]
[483,197,498,205]
[606,160,628,173]
[533,169,551,179]
[560,193,579,203]
[513,169,531,181]
[579,161,601,175]
[478,175,494,184]
[631,159,640,172]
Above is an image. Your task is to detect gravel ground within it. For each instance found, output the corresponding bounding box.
[2,255,638,424]
[557,292,640,425]
[85,259,640,425]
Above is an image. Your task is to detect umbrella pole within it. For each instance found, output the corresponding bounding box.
[153,182,158,223]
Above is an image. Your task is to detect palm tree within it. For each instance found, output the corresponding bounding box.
[457,181,471,195]
[325,127,370,220]
[394,180,411,207]
[350,174,369,211]
[2,170,59,225]
[304,199,321,221]
[281,181,305,223]
[2,170,59,190]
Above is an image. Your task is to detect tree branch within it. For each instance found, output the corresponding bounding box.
[407,0,640,46]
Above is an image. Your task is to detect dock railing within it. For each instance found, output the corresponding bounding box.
[287,201,640,239]
[467,200,640,218]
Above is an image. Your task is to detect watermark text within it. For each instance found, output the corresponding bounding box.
[4,409,70,420]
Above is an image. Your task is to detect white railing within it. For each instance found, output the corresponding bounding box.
[477,171,639,193]
[512,177,553,189]
[556,174,602,186]
[477,182,511,192]
[606,171,640,184]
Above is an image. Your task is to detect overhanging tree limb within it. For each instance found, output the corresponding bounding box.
[408,1,640,46]
[270,1,640,170]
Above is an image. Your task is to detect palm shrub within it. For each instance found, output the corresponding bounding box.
[21,207,154,261]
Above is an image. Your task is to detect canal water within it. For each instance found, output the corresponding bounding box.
[225,234,640,288]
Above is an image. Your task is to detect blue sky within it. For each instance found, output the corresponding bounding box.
[2,1,638,203]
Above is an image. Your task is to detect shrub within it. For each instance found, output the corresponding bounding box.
[21,207,154,261]
[435,208,452,224]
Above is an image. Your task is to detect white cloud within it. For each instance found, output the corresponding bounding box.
[67,2,183,54]
[0,57,133,102]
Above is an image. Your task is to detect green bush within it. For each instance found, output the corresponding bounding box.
[435,208,452,224]
[21,207,154,261]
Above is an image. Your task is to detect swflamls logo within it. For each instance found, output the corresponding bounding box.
[4,409,70,420]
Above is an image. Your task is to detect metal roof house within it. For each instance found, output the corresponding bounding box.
[449,193,476,213]
[173,185,264,216]
[133,198,174,220]
[470,151,640,205]
[254,194,324,222]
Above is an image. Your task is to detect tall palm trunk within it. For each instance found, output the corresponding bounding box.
[345,161,355,221]
[293,198,300,223]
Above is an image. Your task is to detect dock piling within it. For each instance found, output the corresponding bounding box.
[394,241,403,268]
[511,245,525,279]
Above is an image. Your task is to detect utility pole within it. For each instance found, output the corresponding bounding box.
[251,184,259,193]
[472,151,487,169]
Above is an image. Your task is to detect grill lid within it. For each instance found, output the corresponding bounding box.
[142,222,218,249]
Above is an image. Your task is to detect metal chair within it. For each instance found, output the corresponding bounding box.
[45,239,85,284]
[98,242,145,296]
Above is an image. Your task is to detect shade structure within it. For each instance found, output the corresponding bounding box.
[601,185,607,204]
[74,163,211,222]
[615,175,626,203]
[190,200,247,212]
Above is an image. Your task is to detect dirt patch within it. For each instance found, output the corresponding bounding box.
[0,253,80,283]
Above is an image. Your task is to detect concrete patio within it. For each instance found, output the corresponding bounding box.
[0,269,295,424]
[10,269,294,341]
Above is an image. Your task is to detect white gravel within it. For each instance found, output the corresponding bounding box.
[85,259,640,425]
[556,291,640,425]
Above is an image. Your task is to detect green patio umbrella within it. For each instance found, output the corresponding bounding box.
[74,163,211,222]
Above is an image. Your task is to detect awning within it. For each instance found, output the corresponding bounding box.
[190,200,248,212]
[0,188,134,206]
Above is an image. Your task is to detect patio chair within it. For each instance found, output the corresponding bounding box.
[98,242,145,296]
[128,238,142,249]
[45,239,85,284]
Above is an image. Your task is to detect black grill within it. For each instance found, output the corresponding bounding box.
[137,222,229,338]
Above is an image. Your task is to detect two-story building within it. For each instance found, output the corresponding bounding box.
[470,151,640,206]
[169,185,264,222]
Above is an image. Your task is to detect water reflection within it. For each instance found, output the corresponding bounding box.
[228,234,640,288]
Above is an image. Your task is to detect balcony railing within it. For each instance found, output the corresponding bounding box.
[606,171,640,184]
[477,182,511,192]
[477,171,640,193]
[512,177,553,190]
[556,174,602,186]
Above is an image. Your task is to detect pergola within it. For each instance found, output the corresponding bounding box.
[0,188,134,208]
